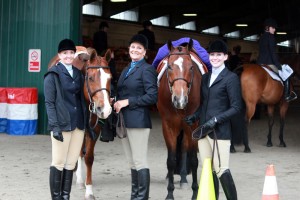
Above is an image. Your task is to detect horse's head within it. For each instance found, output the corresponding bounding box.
[48,46,90,70]
[166,39,194,109]
[84,48,112,119]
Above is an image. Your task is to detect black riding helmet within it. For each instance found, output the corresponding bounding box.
[264,18,278,28]
[207,39,228,54]
[129,34,148,49]
[58,39,76,53]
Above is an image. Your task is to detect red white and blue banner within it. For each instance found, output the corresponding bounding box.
[0,88,38,135]
[0,88,7,133]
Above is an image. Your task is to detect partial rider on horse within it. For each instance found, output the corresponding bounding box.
[257,18,297,102]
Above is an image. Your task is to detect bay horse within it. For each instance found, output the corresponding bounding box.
[235,64,289,152]
[156,39,207,200]
[48,46,112,200]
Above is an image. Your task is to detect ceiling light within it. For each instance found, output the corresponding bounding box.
[236,24,248,27]
[183,14,197,17]
[276,32,287,35]
[110,0,126,2]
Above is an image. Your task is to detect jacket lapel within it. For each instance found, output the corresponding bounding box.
[210,68,228,87]
[72,67,79,79]
[124,59,145,79]
[58,63,69,76]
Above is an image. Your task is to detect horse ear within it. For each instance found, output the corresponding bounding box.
[104,49,112,63]
[167,40,174,51]
[187,38,193,51]
[87,47,97,63]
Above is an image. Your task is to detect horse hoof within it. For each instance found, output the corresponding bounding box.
[266,142,273,147]
[230,148,236,153]
[244,147,251,153]
[85,194,96,200]
[180,182,189,189]
[165,194,174,200]
[278,142,287,147]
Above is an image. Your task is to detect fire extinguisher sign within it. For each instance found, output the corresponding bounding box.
[28,49,41,72]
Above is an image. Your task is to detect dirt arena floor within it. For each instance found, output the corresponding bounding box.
[1,103,300,200]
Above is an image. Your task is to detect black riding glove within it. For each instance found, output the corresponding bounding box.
[53,131,63,142]
[203,117,217,129]
[184,108,201,125]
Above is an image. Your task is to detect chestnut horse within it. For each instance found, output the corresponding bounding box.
[235,64,289,152]
[48,47,112,200]
[157,39,207,200]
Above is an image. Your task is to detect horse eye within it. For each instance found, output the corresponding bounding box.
[167,65,172,70]
[190,66,194,71]
[88,76,94,82]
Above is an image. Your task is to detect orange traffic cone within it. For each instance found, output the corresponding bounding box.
[197,158,216,200]
[262,164,279,200]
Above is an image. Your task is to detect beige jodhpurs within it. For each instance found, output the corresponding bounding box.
[121,128,150,171]
[198,136,231,178]
[51,128,84,171]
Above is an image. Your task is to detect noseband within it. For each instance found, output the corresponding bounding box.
[85,65,110,114]
[166,52,194,95]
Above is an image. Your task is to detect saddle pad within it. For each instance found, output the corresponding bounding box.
[262,67,282,84]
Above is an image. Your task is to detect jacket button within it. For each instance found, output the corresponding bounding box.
[74,107,77,110]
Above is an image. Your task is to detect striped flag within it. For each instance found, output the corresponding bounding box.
[3,88,38,135]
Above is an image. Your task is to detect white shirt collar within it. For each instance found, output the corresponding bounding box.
[211,64,225,75]
[60,62,73,76]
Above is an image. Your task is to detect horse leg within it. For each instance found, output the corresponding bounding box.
[244,102,257,152]
[279,101,289,147]
[175,130,189,189]
[166,150,176,200]
[179,151,188,188]
[189,146,199,200]
[266,106,275,147]
[279,117,286,147]
[243,119,251,153]
[84,133,98,200]
[76,156,86,189]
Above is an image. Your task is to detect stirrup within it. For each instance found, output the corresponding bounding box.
[285,91,297,102]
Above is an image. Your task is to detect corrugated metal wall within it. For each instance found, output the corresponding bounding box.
[0,0,82,134]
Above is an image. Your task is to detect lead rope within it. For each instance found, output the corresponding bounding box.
[211,129,221,174]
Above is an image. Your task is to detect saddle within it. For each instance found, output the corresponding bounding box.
[260,64,293,82]
[260,64,283,83]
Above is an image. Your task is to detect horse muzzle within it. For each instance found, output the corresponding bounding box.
[172,94,188,109]
[96,105,112,119]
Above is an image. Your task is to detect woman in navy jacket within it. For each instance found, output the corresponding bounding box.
[114,34,158,200]
[44,39,86,200]
[185,40,242,200]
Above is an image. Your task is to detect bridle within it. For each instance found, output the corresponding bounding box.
[166,52,194,95]
[85,65,111,129]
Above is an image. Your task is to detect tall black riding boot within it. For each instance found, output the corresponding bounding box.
[137,168,150,200]
[49,166,62,200]
[131,169,139,200]
[220,169,237,200]
[213,171,219,200]
[284,79,297,102]
[61,169,73,200]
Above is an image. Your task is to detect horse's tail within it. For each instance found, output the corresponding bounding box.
[174,130,192,175]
